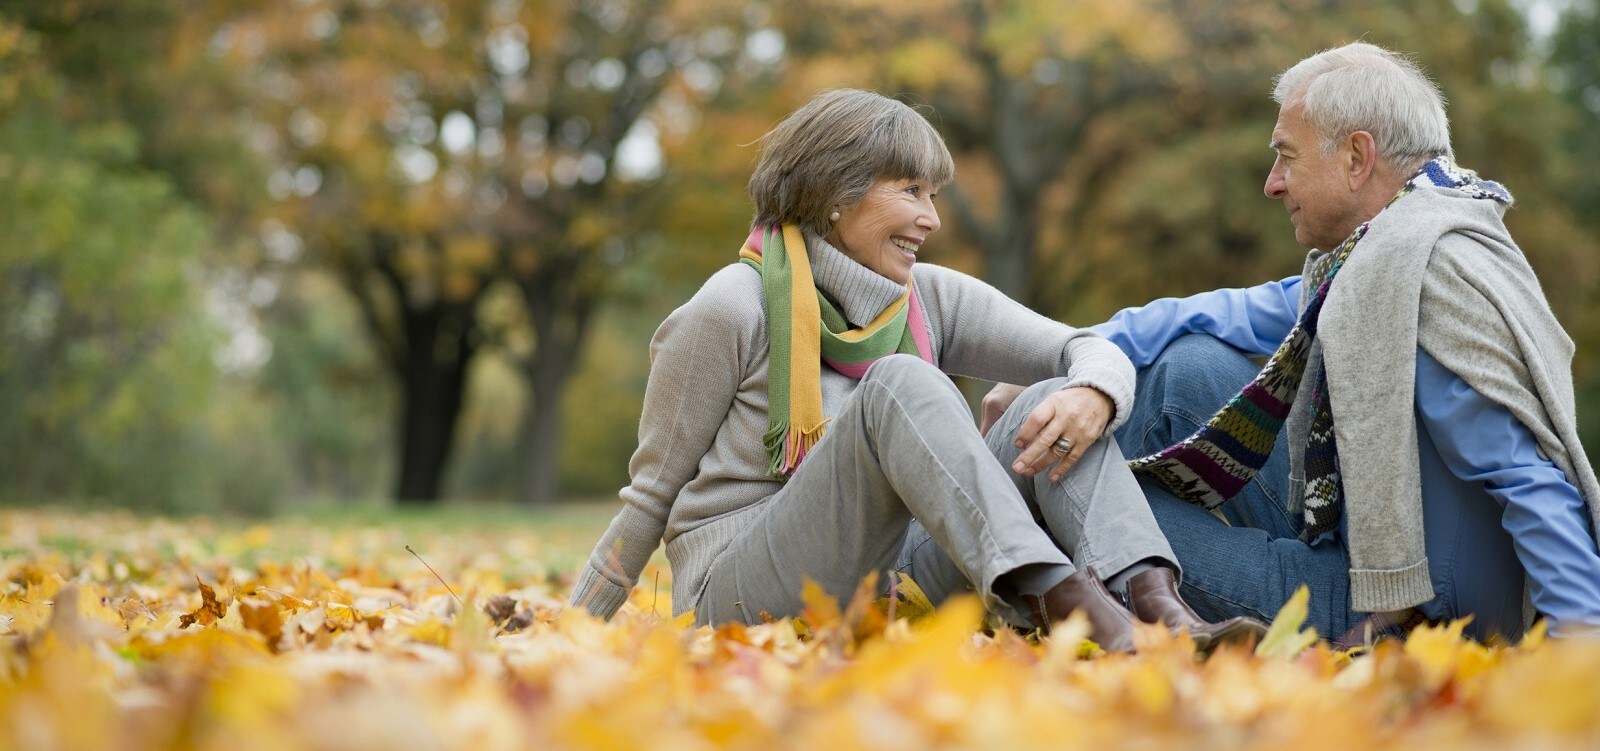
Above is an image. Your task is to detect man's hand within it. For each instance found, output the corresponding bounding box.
[1007,386,1115,483]
[980,382,1027,436]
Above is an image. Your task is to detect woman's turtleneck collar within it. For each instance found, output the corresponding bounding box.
[804,231,909,327]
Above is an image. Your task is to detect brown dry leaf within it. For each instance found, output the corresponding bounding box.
[239,597,286,651]
[177,576,230,629]
[483,594,517,625]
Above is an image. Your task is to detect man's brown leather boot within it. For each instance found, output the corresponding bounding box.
[1125,567,1269,651]
[1020,567,1138,653]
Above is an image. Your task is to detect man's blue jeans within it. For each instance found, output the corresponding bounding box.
[1115,334,1369,640]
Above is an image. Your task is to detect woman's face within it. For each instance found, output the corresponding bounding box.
[827,177,941,285]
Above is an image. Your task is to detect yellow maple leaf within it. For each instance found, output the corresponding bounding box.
[799,577,842,630]
[1255,585,1319,660]
[1480,638,1600,734]
[407,616,451,647]
[880,572,938,624]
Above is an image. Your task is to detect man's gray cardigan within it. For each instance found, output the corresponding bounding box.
[1286,185,1600,613]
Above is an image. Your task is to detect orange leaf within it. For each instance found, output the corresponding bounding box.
[177,576,229,629]
[239,597,285,651]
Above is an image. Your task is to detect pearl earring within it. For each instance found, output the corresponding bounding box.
[829,211,841,222]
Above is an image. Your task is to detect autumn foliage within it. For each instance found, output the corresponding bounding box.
[0,509,1597,750]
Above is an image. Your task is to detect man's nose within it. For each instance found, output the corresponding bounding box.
[1264,166,1287,199]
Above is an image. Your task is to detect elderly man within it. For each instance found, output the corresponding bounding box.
[980,42,1600,643]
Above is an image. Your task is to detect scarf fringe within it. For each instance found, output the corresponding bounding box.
[764,420,829,477]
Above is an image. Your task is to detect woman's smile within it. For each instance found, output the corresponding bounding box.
[828,178,941,285]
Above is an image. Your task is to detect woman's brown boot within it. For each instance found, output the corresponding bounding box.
[1125,567,1268,651]
[1021,567,1138,653]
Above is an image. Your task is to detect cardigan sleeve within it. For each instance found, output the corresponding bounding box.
[568,265,755,620]
[915,264,1136,433]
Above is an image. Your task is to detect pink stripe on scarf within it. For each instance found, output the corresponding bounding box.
[907,281,933,360]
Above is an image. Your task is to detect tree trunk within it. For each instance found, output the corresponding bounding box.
[984,195,1040,304]
[514,342,576,506]
[394,305,475,504]
[513,272,593,506]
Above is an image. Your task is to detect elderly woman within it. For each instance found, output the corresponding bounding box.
[568,89,1263,651]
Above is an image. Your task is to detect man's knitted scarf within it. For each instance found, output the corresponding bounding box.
[739,225,933,477]
[1129,158,1512,540]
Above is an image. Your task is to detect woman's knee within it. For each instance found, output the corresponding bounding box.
[857,355,971,428]
[862,353,954,392]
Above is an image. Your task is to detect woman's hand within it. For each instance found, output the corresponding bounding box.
[1009,386,1114,483]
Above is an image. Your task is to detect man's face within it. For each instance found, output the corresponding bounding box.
[1264,101,1366,251]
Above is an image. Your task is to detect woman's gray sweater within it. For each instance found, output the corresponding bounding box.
[569,237,1135,620]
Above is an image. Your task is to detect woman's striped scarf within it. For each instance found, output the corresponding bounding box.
[739,225,933,477]
[1128,158,1510,540]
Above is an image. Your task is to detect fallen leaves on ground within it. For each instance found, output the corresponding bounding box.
[1,509,1598,750]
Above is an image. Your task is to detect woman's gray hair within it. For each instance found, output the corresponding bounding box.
[1272,42,1452,170]
[748,89,954,237]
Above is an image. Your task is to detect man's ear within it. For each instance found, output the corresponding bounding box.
[1345,130,1378,191]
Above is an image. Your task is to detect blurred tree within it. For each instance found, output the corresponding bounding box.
[1549,0,1600,449]
[0,0,266,227]
[225,0,776,503]
[777,0,1197,302]
[0,19,234,509]
[1,3,390,512]
[1552,1,1600,229]
[773,0,1600,352]
[256,267,397,500]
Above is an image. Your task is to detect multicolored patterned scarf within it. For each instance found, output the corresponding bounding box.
[1129,158,1511,540]
[739,225,934,477]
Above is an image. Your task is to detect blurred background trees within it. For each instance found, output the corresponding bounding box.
[1,0,1595,512]
[215,0,775,504]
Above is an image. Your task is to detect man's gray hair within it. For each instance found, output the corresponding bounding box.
[1272,42,1452,169]
[748,89,954,238]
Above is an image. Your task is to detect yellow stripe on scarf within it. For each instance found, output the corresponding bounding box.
[782,225,827,466]
[832,296,908,342]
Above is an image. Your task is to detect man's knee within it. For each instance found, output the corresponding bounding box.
[1149,334,1240,375]
[1143,334,1257,405]
[1012,377,1071,412]
[984,377,1072,444]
